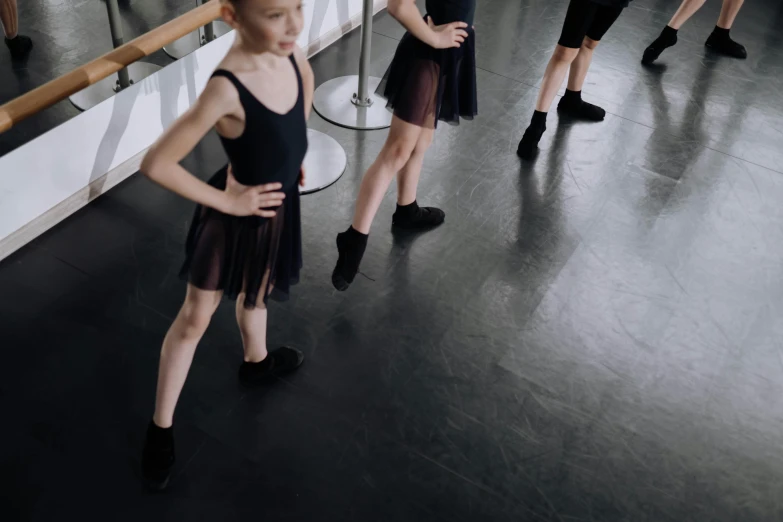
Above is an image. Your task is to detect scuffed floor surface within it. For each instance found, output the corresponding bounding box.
[2,0,783,520]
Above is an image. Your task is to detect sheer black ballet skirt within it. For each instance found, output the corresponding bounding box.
[179,165,302,309]
[376,16,477,129]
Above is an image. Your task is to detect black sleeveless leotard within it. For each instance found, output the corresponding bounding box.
[211,55,308,193]
[425,0,476,25]
[180,54,307,309]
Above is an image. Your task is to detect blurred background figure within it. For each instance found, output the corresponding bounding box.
[1,0,33,60]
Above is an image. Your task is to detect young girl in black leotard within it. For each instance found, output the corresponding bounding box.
[517,0,632,159]
[138,0,313,490]
[332,0,477,291]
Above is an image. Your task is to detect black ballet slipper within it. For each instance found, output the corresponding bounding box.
[517,110,547,160]
[238,346,305,386]
[142,421,175,492]
[517,124,545,160]
[642,26,678,65]
[392,201,445,230]
[557,90,606,121]
[4,34,33,60]
[332,227,368,291]
[705,28,747,59]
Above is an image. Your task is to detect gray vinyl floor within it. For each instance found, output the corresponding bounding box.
[2,0,783,520]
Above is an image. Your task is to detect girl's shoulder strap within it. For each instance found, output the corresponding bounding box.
[288,54,304,93]
[210,69,246,93]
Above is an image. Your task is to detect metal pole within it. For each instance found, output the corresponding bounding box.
[69,0,161,110]
[202,0,215,42]
[354,0,374,107]
[311,0,392,130]
[106,0,131,89]
[164,0,231,59]
[203,23,214,43]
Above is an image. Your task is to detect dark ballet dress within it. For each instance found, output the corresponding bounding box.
[376,0,477,128]
[179,55,308,309]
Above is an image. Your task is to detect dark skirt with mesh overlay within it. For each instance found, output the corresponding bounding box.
[179,165,302,309]
[376,18,477,129]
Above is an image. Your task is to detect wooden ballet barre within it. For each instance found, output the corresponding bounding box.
[0,0,222,134]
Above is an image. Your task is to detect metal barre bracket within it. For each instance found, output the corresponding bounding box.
[163,0,232,60]
[69,0,161,111]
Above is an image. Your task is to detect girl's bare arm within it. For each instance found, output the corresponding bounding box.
[140,78,285,216]
[387,0,467,48]
[141,79,238,212]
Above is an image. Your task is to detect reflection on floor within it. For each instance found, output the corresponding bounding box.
[2,0,783,520]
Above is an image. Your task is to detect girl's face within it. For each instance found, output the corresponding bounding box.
[223,0,304,56]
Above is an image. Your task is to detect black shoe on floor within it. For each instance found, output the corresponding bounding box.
[5,34,33,60]
[642,41,672,65]
[517,124,546,160]
[142,421,175,492]
[332,227,368,291]
[392,201,445,230]
[238,346,305,386]
[557,96,606,122]
[642,26,678,65]
[705,30,747,59]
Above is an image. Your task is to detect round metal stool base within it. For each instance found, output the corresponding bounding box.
[301,129,347,195]
[313,76,392,131]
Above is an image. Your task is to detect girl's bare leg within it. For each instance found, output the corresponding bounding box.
[517,45,580,159]
[153,285,222,428]
[0,0,19,38]
[396,127,435,207]
[668,0,708,30]
[1,0,32,59]
[143,285,221,491]
[351,116,424,234]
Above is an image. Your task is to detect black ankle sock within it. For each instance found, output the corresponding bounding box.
[332,226,368,291]
[244,355,274,372]
[143,421,175,490]
[4,34,33,59]
[344,225,368,243]
[517,114,547,159]
[661,25,678,42]
[147,421,173,445]
[531,110,547,129]
[711,26,730,39]
[557,91,605,121]
[239,347,304,385]
[643,26,678,64]
[395,200,419,220]
[562,89,581,103]
[5,34,31,47]
[392,200,445,229]
[705,25,747,58]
